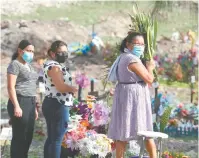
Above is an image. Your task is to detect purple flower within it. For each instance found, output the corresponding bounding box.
[93,102,110,126]
[77,102,91,119]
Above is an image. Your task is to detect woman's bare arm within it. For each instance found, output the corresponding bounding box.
[128,62,154,84]
[47,66,77,93]
[7,74,20,108]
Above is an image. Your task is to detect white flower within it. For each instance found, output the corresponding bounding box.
[66,139,79,151]
[77,133,113,156]
[67,123,79,132]
[69,115,82,122]
[128,140,140,156]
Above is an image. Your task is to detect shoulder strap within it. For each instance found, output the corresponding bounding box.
[116,56,122,82]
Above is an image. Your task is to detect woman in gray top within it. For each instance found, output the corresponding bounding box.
[7,40,38,158]
[108,32,157,158]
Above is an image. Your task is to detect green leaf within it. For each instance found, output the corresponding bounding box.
[160,106,173,132]
[153,20,158,50]
[153,69,158,81]
[73,98,79,105]
[132,5,137,15]
[147,26,152,59]
[128,13,136,22]
[149,27,153,55]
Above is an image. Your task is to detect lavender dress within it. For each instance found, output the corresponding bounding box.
[108,53,153,141]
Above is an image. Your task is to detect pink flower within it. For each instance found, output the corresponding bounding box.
[178,103,184,108]
[75,72,90,88]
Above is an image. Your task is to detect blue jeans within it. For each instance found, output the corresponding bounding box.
[42,97,69,158]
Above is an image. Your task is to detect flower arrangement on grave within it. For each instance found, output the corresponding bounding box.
[168,119,179,127]
[171,103,198,122]
[61,96,114,157]
[153,47,198,83]
[76,133,114,157]
[152,92,199,132]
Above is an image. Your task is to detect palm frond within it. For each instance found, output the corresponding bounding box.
[103,4,159,88]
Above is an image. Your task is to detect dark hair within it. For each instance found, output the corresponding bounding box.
[48,40,67,56]
[47,48,52,56]
[120,32,144,52]
[12,40,32,60]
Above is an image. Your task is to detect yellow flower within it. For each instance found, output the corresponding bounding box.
[87,102,93,109]
[61,142,67,148]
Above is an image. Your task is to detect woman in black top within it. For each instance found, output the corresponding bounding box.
[7,40,38,158]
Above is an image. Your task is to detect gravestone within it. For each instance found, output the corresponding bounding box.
[88,79,99,97]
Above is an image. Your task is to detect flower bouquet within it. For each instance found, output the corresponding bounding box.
[77,133,114,157]
[61,98,113,157]
[62,127,113,157]
[62,115,94,157]
[61,99,93,157]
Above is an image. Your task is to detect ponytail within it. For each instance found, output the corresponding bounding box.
[120,38,127,52]
[12,52,18,60]
[12,39,32,61]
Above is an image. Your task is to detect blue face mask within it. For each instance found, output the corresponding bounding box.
[22,52,34,63]
[131,45,145,58]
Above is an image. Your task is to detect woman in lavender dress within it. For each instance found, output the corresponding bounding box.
[108,32,157,158]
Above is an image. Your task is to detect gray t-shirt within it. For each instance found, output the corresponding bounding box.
[7,60,38,96]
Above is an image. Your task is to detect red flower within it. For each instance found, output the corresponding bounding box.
[111,142,116,150]
[181,109,188,116]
